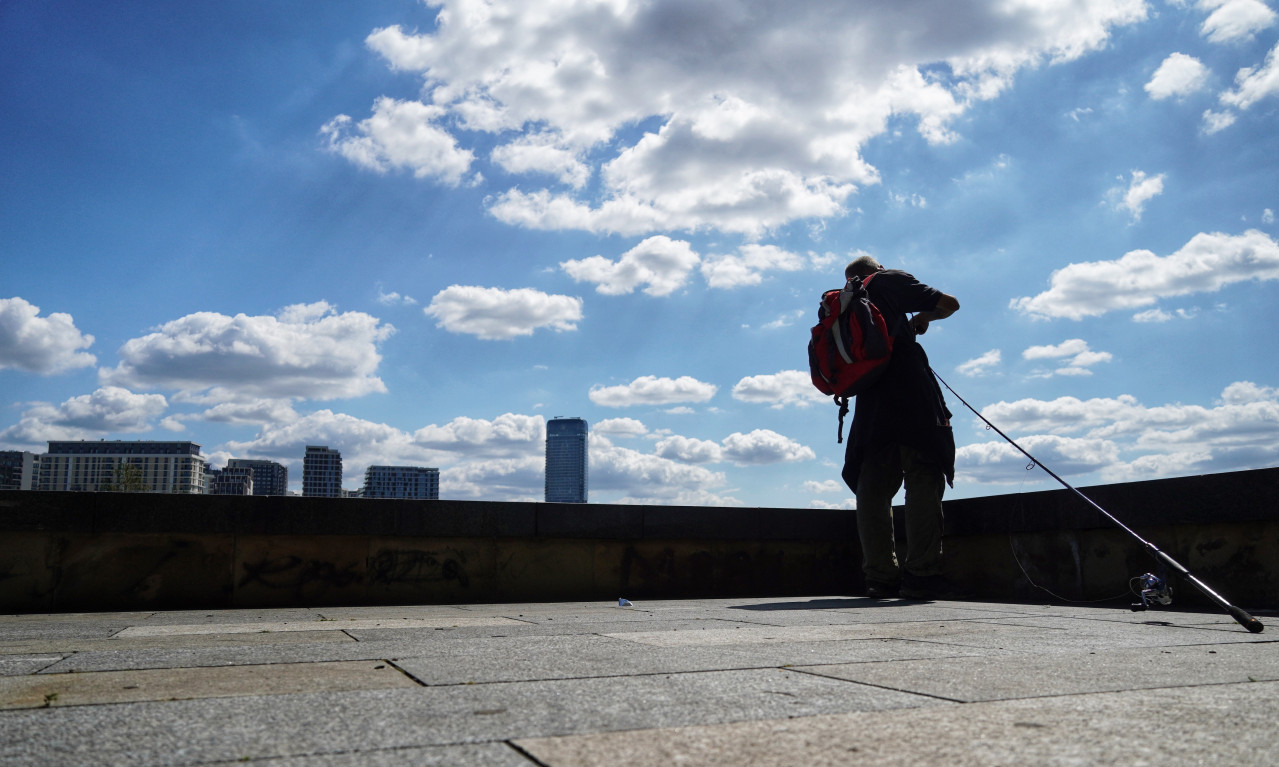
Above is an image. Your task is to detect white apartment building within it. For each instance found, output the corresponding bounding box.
[38,441,207,494]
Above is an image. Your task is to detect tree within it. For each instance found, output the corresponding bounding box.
[102,461,147,493]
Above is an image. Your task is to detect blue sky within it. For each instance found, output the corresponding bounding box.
[3,0,1278,506]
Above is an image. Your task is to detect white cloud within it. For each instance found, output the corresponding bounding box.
[0,297,96,375]
[100,302,395,401]
[593,417,649,438]
[1201,108,1238,133]
[1145,53,1209,100]
[701,244,807,289]
[960,382,1279,483]
[424,285,583,340]
[803,479,845,494]
[721,429,815,465]
[957,349,1002,377]
[413,412,545,455]
[1112,170,1165,220]
[491,132,591,188]
[1010,229,1279,319]
[196,399,301,426]
[0,387,167,448]
[731,370,828,408]
[376,288,417,306]
[1199,0,1276,44]
[335,1,1148,235]
[1022,338,1112,376]
[223,410,545,497]
[957,435,1121,484]
[654,435,724,464]
[320,98,476,186]
[761,310,807,330]
[1219,41,1279,110]
[1264,208,1276,224]
[560,236,700,296]
[590,433,735,506]
[589,375,718,408]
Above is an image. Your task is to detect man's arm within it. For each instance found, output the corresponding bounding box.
[909,293,959,335]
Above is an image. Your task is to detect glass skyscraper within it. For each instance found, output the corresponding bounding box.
[545,417,588,503]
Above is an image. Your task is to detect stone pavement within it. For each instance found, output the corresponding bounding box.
[0,597,1275,766]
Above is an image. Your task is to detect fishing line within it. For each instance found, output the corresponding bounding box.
[1007,461,1131,604]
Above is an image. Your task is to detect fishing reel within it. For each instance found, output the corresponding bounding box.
[1130,572,1173,611]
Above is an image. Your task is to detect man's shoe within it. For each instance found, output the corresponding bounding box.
[900,574,972,601]
[864,580,899,599]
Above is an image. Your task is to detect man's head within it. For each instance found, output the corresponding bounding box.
[845,254,883,280]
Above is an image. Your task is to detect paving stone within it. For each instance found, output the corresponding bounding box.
[342,616,764,643]
[0,621,136,642]
[799,641,1279,702]
[114,615,522,638]
[515,680,1279,767]
[0,660,419,710]
[603,621,1046,648]
[0,629,354,657]
[0,669,941,766]
[0,656,62,676]
[199,742,535,766]
[129,608,327,625]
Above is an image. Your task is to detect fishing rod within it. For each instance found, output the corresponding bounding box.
[933,369,1264,634]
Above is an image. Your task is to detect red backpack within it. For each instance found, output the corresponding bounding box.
[807,272,894,441]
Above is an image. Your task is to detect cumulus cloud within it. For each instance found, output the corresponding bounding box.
[1145,53,1209,99]
[424,286,583,340]
[731,370,828,408]
[195,399,301,426]
[589,375,718,408]
[803,479,845,494]
[593,417,649,438]
[222,410,545,498]
[333,0,1148,235]
[590,434,737,506]
[1111,170,1165,221]
[701,244,808,289]
[957,349,1002,377]
[1010,229,1279,319]
[1219,41,1279,110]
[957,435,1121,484]
[321,98,476,186]
[654,435,724,464]
[0,297,96,375]
[376,288,417,306]
[1199,0,1276,44]
[1022,338,1112,376]
[491,132,591,188]
[561,236,700,296]
[960,382,1279,484]
[100,302,394,402]
[720,429,816,465]
[0,387,167,448]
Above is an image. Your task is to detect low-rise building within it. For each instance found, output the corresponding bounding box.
[225,458,289,496]
[362,465,440,500]
[0,451,39,491]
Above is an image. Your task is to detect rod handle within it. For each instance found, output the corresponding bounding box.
[1229,605,1265,634]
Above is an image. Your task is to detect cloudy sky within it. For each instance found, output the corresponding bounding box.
[3,0,1278,506]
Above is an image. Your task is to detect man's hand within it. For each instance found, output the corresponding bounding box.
[909,293,959,335]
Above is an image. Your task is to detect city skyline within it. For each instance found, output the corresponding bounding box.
[2,1,1278,506]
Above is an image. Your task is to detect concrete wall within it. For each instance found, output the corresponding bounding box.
[1,467,1276,613]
